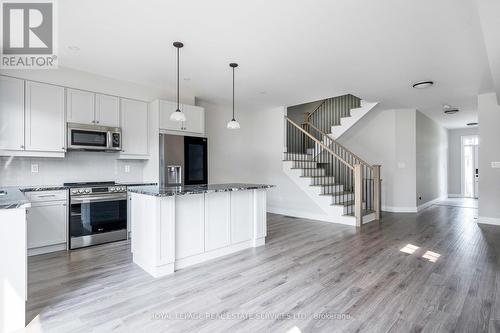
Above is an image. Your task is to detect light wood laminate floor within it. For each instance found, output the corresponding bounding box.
[26,204,500,332]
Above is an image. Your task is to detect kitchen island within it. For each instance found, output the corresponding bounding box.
[0,188,30,333]
[128,183,274,277]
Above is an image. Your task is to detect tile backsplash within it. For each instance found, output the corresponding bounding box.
[0,151,146,186]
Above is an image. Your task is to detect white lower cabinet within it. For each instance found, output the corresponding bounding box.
[26,191,67,255]
[175,194,205,259]
[230,190,254,243]
[205,192,231,251]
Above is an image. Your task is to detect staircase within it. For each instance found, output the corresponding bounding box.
[305,94,379,140]
[283,94,381,227]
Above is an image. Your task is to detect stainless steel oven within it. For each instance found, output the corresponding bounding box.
[67,123,122,151]
[67,182,127,249]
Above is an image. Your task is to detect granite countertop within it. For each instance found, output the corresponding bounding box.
[0,188,31,209]
[127,183,275,197]
[0,182,157,209]
[116,182,157,187]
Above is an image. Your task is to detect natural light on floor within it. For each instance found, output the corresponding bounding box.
[400,244,419,254]
[422,250,441,262]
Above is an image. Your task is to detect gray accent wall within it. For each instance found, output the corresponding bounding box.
[447,127,478,196]
[415,111,448,206]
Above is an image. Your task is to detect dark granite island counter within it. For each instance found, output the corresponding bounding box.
[128,183,274,277]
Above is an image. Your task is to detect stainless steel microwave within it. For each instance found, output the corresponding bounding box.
[67,123,122,151]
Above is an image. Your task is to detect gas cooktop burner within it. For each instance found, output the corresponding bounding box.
[63,181,116,188]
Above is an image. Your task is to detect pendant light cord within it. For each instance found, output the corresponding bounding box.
[177,46,180,112]
[232,66,235,120]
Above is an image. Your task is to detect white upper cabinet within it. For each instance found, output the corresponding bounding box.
[66,88,95,125]
[120,98,149,158]
[67,89,120,127]
[159,100,183,131]
[95,94,120,127]
[183,105,205,134]
[25,81,65,152]
[0,76,25,150]
[158,100,205,134]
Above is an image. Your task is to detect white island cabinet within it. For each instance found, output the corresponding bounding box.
[129,184,272,278]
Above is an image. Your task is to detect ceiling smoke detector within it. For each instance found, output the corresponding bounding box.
[412,81,434,89]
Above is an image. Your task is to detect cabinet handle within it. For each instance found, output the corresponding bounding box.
[20,145,25,149]
[91,120,95,123]
[96,121,100,124]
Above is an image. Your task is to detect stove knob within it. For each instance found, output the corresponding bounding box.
[110,187,115,192]
[78,189,84,194]
[85,189,91,194]
[71,189,78,194]
[120,186,126,191]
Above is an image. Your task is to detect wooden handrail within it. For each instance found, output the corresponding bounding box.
[305,99,327,123]
[286,117,354,171]
[305,122,373,170]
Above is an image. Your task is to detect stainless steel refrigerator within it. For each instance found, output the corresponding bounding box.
[159,134,208,187]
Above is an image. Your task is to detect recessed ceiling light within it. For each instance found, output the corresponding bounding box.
[467,122,478,126]
[412,80,434,89]
[443,105,459,114]
[67,46,80,51]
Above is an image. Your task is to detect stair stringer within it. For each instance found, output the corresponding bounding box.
[330,100,379,139]
[283,161,357,226]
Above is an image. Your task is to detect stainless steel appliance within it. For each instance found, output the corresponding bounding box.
[67,123,122,151]
[159,134,208,186]
[66,181,127,249]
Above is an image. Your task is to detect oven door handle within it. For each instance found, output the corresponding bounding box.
[71,193,127,204]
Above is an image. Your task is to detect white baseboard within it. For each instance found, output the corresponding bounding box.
[417,196,447,212]
[478,216,500,226]
[28,243,67,256]
[267,206,332,223]
[382,206,417,213]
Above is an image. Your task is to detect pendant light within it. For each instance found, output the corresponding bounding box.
[170,42,186,122]
[227,63,240,129]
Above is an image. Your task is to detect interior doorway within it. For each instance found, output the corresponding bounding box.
[461,135,479,198]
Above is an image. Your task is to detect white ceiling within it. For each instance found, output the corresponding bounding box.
[58,0,494,129]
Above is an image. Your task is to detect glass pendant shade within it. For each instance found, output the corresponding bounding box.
[227,118,240,129]
[170,109,186,122]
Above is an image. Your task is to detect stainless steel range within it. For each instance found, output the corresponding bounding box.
[65,181,127,249]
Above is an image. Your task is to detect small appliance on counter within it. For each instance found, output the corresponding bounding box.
[159,134,208,187]
[65,181,127,249]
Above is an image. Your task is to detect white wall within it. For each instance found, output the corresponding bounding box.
[0,67,195,186]
[415,111,448,207]
[202,101,332,220]
[338,107,417,212]
[478,93,500,224]
[447,127,478,196]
